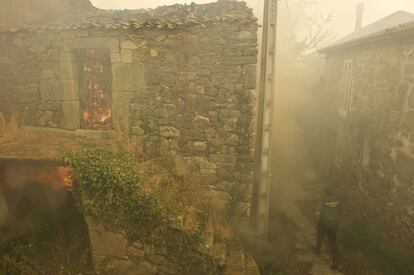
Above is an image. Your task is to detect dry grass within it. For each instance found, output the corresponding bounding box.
[0,107,136,160]
[0,112,78,160]
[111,106,146,157]
[0,112,22,144]
[0,111,46,154]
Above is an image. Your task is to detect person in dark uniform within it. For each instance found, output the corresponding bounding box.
[314,185,342,271]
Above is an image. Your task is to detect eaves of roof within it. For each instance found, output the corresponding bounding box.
[320,20,414,54]
[0,1,257,34]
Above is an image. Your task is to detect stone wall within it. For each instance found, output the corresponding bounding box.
[322,43,414,247]
[85,217,261,275]
[0,2,257,221]
[86,217,178,274]
[127,24,257,215]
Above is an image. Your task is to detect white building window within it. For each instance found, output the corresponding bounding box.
[338,59,354,117]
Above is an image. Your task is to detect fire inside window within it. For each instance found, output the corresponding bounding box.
[76,48,112,130]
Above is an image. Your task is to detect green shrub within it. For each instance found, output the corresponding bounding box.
[62,142,164,239]
[63,141,219,274]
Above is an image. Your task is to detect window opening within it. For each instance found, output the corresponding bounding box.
[76,48,112,130]
[339,59,354,117]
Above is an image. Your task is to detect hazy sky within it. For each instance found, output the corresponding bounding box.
[310,0,414,36]
[90,0,414,38]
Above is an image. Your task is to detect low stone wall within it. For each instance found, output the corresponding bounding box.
[85,217,260,275]
[86,217,178,275]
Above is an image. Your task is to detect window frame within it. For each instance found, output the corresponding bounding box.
[338,59,354,118]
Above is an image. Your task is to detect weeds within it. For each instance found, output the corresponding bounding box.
[341,219,414,275]
[0,214,90,275]
[0,112,22,144]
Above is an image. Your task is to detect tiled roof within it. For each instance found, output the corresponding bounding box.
[0,1,257,33]
[321,11,414,53]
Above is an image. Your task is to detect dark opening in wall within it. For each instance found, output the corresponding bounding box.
[75,48,113,130]
[0,160,92,274]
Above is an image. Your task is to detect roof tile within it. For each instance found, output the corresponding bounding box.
[1,1,257,33]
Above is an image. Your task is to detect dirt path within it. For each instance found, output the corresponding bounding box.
[263,167,344,275]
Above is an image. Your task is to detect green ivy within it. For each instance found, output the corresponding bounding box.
[62,141,219,274]
[62,142,164,239]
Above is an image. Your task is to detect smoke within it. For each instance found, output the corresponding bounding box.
[0,0,95,26]
[0,163,70,236]
[0,190,8,227]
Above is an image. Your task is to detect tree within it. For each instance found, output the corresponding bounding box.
[281,0,335,54]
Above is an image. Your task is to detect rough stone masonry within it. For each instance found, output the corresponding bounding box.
[0,0,258,216]
[321,32,414,248]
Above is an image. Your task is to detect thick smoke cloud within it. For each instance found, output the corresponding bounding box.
[0,165,70,234]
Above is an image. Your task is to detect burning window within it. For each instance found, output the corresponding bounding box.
[76,48,112,130]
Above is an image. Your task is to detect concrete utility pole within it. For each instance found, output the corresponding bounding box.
[251,0,278,239]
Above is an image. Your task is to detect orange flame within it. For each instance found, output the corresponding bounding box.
[98,110,112,123]
[58,167,73,188]
[37,166,73,190]
[83,112,89,121]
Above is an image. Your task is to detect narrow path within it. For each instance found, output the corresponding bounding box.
[267,167,344,275]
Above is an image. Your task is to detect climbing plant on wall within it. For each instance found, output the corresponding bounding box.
[62,140,220,274]
[62,141,164,238]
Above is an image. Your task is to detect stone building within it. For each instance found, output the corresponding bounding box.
[0,0,259,273]
[0,0,257,209]
[320,11,414,247]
